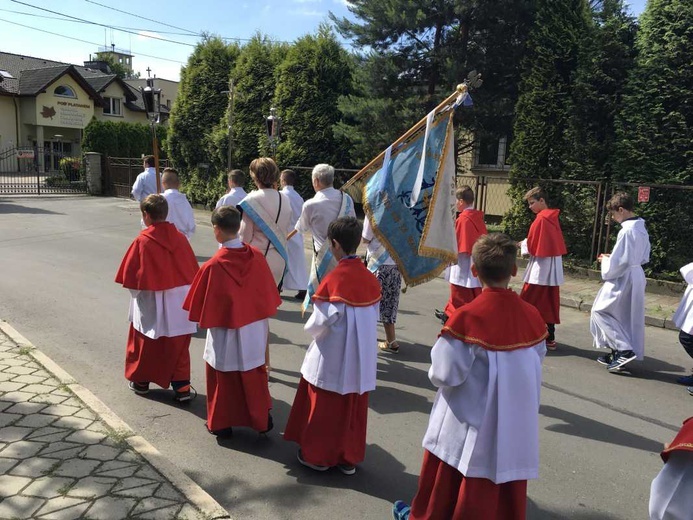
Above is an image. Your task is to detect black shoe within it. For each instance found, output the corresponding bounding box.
[260,413,274,435]
[173,385,197,404]
[206,422,234,438]
[128,381,149,395]
[607,350,636,372]
[434,309,448,324]
[294,290,307,301]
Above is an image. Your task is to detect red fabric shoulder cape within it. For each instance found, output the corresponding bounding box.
[661,417,693,462]
[313,258,382,307]
[183,244,281,329]
[527,209,568,257]
[457,209,488,254]
[442,288,547,351]
[115,222,199,291]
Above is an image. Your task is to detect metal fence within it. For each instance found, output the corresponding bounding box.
[456,174,692,278]
[0,145,87,195]
[105,157,170,198]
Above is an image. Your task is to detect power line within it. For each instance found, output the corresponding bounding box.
[0,17,186,64]
[83,0,199,36]
[0,8,203,37]
[10,0,197,47]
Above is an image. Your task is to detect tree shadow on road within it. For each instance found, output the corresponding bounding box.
[0,202,64,215]
[527,499,621,519]
[540,404,664,453]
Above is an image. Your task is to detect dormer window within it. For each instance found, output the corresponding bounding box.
[54,85,77,98]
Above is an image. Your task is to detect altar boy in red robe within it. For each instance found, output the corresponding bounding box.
[394,233,547,520]
[115,194,199,402]
[183,206,281,436]
[435,186,487,323]
[284,216,381,475]
[519,187,567,350]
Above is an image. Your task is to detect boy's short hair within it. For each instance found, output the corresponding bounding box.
[228,169,245,186]
[143,155,155,167]
[524,187,547,203]
[212,206,241,234]
[250,158,279,188]
[606,191,634,212]
[141,194,168,221]
[161,167,179,186]
[281,169,297,186]
[456,185,475,204]
[472,233,517,283]
[327,216,362,255]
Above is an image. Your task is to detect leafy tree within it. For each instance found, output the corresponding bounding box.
[82,118,166,158]
[332,0,535,166]
[166,36,240,205]
[613,0,693,275]
[503,0,593,257]
[273,25,353,168]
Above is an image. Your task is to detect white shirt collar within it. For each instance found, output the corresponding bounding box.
[222,238,243,249]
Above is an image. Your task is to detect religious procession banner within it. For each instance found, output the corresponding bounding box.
[342,84,473,287]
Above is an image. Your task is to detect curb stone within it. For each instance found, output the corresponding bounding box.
[0,320,232,520]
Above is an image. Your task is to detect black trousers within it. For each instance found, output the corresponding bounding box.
[680,330,693,359]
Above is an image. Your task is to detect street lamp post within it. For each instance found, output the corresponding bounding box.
[140,77,162,193]
[265,107,281,159]
[221,79,235,171]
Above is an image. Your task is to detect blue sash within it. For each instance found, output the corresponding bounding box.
[239,193,289,280]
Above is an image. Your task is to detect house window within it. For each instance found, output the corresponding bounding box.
[475,135,510,169]
[54,85,76,98]
[103,97,122,116]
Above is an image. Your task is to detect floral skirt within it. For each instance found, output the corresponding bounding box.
[377,264,402,324]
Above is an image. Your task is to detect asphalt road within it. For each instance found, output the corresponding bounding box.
[0,195,690,519]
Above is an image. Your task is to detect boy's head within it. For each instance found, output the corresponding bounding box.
[471,233,518,287]
[249,158,279,189]
[280,169,297,189]
[456,185,475,211]
[327,216,362,259]
[140,194,168,225]
[211,206,241,244]
[606,191,635,223]
[524,187,548,214]
[161,168,179,190]
[227,169,245,189]
[143,155,155,168]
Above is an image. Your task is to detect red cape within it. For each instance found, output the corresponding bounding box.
[313,258,381,307]
[183,244,281,329]
[661,417,693,462]
[527,209,568,257]
[442,287,547,351]
[456,209,488,254]
[115,222,199,291]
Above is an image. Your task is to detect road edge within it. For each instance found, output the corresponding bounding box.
[0,319,231,520]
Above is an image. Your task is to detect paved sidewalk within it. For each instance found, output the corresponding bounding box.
[0,324,229,520]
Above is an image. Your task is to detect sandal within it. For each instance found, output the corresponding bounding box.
[378,340,400,354]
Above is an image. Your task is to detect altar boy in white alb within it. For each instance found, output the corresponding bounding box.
[590,192,650,373]
[672,262,693,392]
[280,169,309,300]
[394,233,547,520]
[162,168,196,239]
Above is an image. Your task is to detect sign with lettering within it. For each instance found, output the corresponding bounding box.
[16,149,35,159]
[35,79,94,129]
[638,186,650,203]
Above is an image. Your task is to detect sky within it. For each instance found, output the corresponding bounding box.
[0,0,649,82]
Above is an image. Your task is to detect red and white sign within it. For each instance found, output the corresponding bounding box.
[638,186,650,203]
[16,149,35,159]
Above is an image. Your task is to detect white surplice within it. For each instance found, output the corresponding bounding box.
[281,186,309,291]
[215,187,247,209]
[202,239,269,372]
[590,218,651,359]
[673,263,693,335]
[422,335,546,484]
[300,300,379,395]
[163,189,196,239]
[295,187,356,251]
[448,253,481,288]
[128,285,197,339]
[649,451,693,520]
[520,239,564,286]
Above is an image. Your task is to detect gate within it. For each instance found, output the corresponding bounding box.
[104,156,170,198]
[0,144,87,195]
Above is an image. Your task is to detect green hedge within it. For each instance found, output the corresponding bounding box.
[81,118,167,159]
